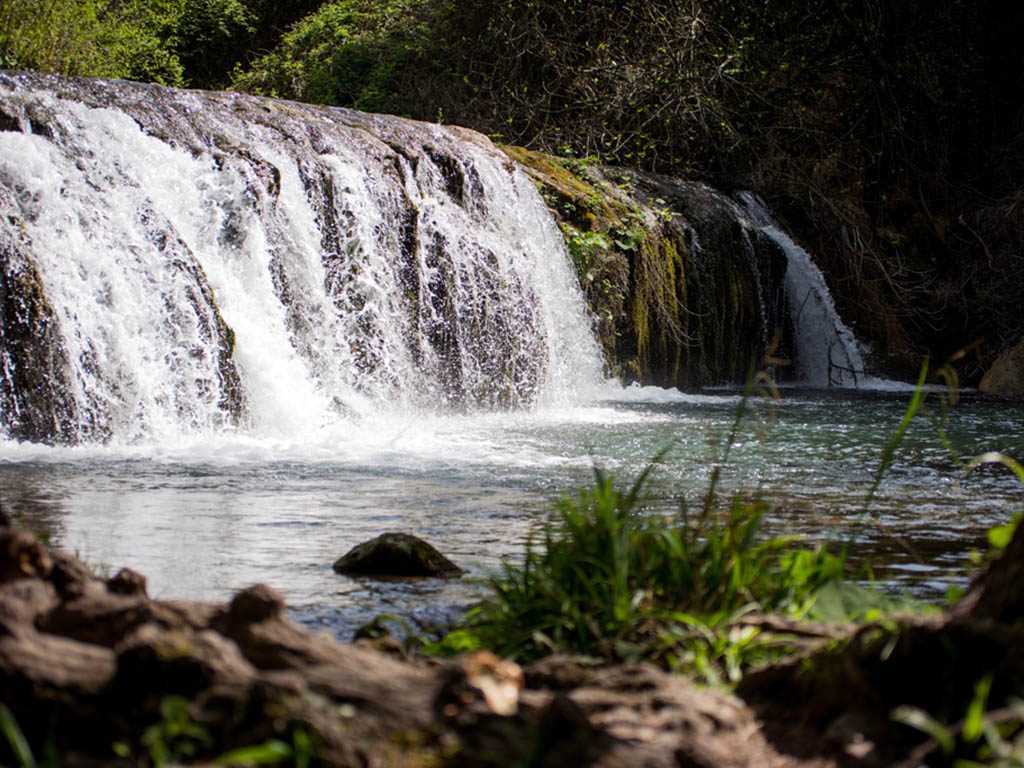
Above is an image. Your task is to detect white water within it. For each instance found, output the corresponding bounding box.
[735,192,868,387]
[0,76,606,445]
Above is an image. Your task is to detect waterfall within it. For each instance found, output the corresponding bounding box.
[735,192,867,387]
[0,73,605,444]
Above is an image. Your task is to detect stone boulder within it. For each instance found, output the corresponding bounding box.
[980,337,1024,398]
[333,532,463,578]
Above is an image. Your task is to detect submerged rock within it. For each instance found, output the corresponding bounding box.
[333,532,463,578]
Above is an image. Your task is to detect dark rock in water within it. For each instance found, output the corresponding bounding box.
[227,582,285,623]
[107,567,148,597]
[333,532,463,578]
[979,337,1024,399]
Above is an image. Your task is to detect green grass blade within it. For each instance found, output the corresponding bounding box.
[892,705,955,756]
[0,703,35,768]
[213,739,293,765]
[864,360,929,512]
[965,452,1024,485]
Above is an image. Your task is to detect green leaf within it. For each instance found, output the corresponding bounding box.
[962,676,992,743]
[214,739,293,765]
[965,452,1024,485]
[986,517,1019,551]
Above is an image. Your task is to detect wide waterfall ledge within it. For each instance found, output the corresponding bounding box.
[0,71,610,445]
[0,72,885,447]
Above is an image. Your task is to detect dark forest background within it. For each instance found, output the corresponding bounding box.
[3,0,1022,380]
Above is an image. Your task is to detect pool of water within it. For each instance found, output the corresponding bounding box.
[2,385,1021,638]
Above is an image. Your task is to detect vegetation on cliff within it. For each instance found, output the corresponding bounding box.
[503,146,790,387]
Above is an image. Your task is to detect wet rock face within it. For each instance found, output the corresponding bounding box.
[504,147,792,389]
[0,213,77,444]
[333,532,463,578]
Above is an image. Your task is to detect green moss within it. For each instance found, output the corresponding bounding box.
[502,144,769,389]
[224,325,236,357]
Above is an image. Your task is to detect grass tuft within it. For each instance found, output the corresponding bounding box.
[428,460,878,682]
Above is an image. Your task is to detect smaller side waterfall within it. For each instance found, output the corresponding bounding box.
[735,193,867,387]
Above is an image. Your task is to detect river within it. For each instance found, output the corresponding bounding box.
[3,384,1021,639]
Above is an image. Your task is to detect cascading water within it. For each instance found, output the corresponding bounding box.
[734,192,867,387]
[0,72,605,444]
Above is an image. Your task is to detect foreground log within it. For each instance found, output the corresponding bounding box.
[3,515,1020,766]
[0,520,812,767]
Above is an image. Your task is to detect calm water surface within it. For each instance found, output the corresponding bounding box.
[2,386,1022,637]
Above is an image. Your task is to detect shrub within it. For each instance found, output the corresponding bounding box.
[0,0,184,84]
[232,0,447,113]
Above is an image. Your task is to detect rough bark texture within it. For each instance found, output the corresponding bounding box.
[739,521,1024,766]
[2,515,1021,766]
[951,517,1024,625]
[0,517,827,768]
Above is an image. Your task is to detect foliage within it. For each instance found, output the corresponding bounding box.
[426,374,902,682]
[0,0,184,83]
[0,702,35,768]
[112,695,317,767]
[232,0,447,113]
[0,0,307,89]
[0,703,60,768]
[141,696,213,766]
[893,678,1024,767]
[427,458,882,682]
[172,0,255,88]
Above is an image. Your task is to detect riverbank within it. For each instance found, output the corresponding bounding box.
[2,510,1021,767]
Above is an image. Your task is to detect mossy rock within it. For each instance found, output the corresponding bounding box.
[502,146,771,388]
[333,533,463,578]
